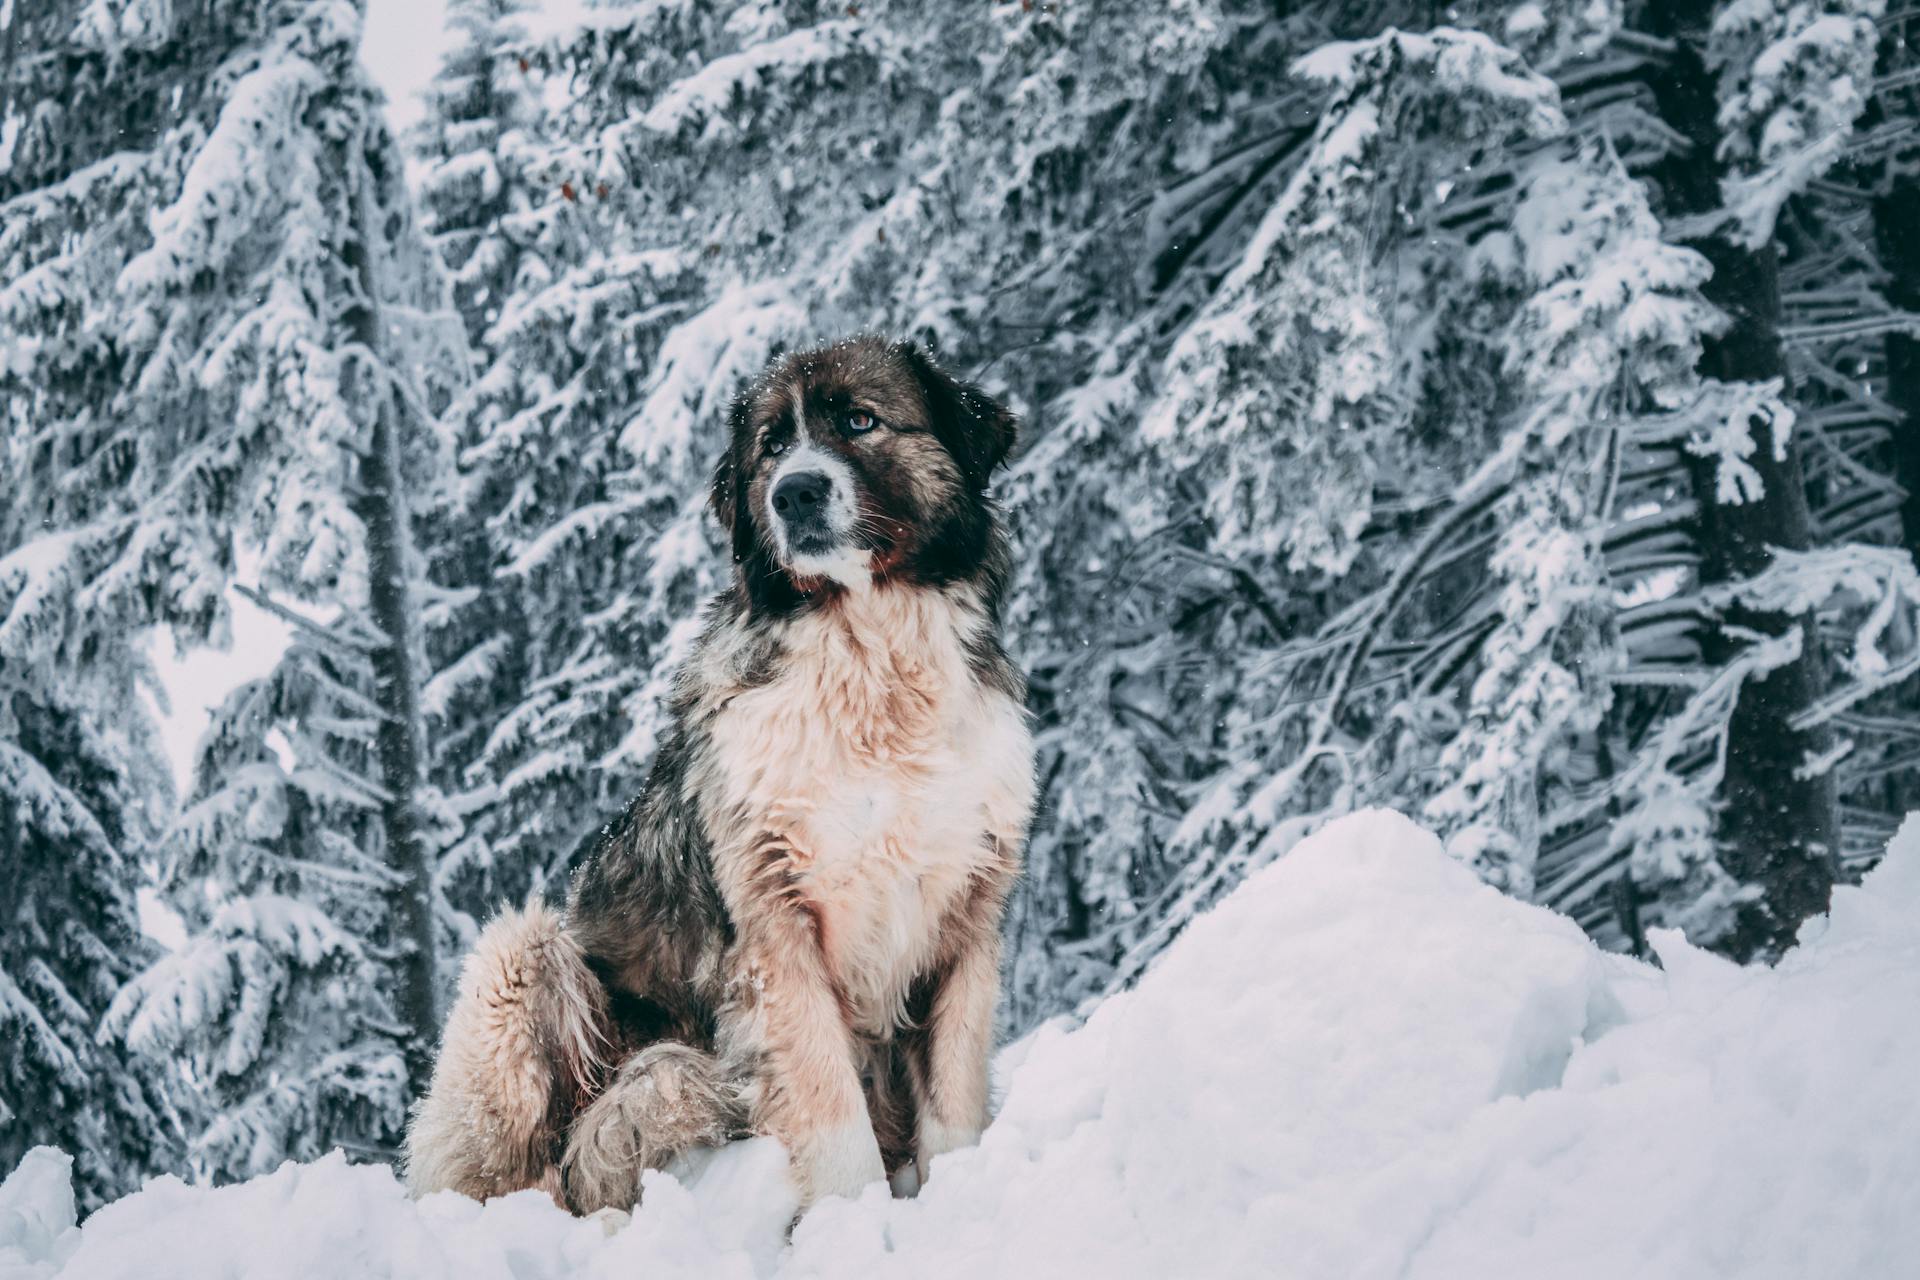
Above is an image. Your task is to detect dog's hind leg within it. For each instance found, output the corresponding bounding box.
[404,901,610,1204]
[561,1042,746,1213]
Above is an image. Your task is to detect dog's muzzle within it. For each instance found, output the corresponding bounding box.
[766,447,866,584]
[772,469,836,553]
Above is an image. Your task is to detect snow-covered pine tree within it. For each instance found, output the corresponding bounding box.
[1825,11,1920,846]
[107,619,420,1178]
[409,22,683,912]
[400,0,557,932]
[401,0,1920,1032]
[1626,0,1888,956]
[11,0,471,1177]
[412,0,910,910]
[410,0,538,349]
[1417,143,1722,909]
[0,0,268,1205]
[0,685,184,1210]
[1743,6,1920,878]
[1877,23,1920,564]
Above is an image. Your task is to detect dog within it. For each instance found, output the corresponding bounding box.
[405,337,1035,1213]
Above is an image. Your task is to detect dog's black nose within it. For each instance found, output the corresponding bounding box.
[772,471,831,521]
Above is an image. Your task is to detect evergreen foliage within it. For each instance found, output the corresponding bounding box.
[8,0,1920,1186]
[4,0,462,1181]
[410,0,1920,1023]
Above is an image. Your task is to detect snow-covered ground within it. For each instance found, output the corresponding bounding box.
[5,808,1917,1279]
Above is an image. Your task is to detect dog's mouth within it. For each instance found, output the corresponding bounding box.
[782,520,839,558]
[780,532,878,590]
[766,447,876,586]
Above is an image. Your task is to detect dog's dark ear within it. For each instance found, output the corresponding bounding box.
[711,393,750,554]
[902,343,1017,491]
[709,446,737,535]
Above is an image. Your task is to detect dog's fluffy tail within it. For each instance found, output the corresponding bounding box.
[404,901,609,1205]
[562,1041,747,1213]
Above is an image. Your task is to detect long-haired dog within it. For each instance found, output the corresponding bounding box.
[405,338,1034,1212]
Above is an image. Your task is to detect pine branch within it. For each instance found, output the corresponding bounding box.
[232,585,381,658]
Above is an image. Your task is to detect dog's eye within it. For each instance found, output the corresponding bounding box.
[846,410,880,434]
[767,438,789,457]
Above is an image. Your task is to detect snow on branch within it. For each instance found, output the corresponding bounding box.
[1711,543,1920,723]
[0,739,114,857]
[420,635,510,721]
[639,20,892,139]
[102,892,360,1074]
[617,281,805,476]
[1146,27,1565,575]
[1682,377,1796,504]
[1709,0,1883,248]
[232,585,379,659]
[1293,26,1566,136]
[117,57,324,306]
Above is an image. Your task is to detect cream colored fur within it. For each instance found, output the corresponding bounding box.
[695,579,1034,1202]
[409,339,1031,1217]
[408,584,1032,1211]
[562,1042,745,1214]
[403,902,608,1204]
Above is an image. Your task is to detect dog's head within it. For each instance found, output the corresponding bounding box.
[711,338,1016,612]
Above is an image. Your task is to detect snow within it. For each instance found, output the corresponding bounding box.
[8,808,1919,1278]
[1685,376,1796,505]
[0,1150,75,1275]
[359,0,451,132]
[146,590,293,799]
[639,21,871,138]
[360,1,595,132]
[1708,0,1881,248]
[135,0,588,803]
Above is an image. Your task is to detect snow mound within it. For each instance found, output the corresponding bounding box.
[7,809,1919,1279]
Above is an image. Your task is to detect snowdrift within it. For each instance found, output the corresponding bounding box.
[6,809,1918,1279]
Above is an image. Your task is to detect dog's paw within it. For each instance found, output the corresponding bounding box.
[796,1118,886,1205]
[888,1162,922,1199]
[913,1119,983,1185]
[587,1206,631,1237]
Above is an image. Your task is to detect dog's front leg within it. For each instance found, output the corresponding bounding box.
[736,912,884,1205]
[911,920,1002,1183]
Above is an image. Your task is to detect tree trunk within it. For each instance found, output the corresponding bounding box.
[1870,173,1920,825]
[1874,181,1920,564]
[343,162,441,1100]
[1644,5,1839,959]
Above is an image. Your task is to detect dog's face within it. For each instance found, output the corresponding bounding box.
[712,338,1016,611]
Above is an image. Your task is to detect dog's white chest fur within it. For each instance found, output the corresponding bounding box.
[707,584,1033,1032]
